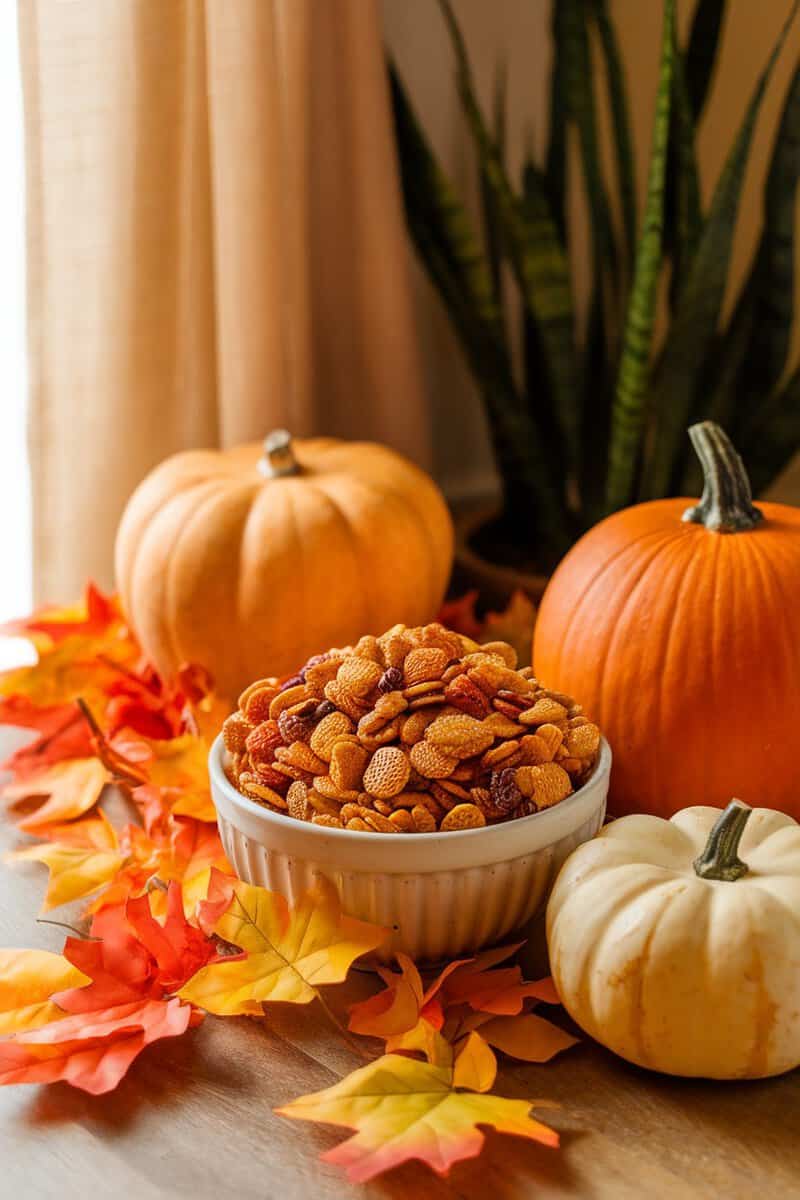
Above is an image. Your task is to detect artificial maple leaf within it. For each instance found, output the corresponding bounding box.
[276,1032,559,1183]
[0,698,92,778]
[0,887,210,1095]
[437,590,482,639]
[179,872,386,1015]
[8,834,124,912]
[0,628,140,713]
[113,733,216,822]
[470,1013,578,1063]
[56,885,217,1012]
[0,997,199,1095]
[0,949,89,1034]
[480,590,537,669]
[349,947,573,1068]
[0,582,120,646]
[3,756,110,832]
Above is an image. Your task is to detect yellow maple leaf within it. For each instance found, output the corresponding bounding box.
[0,949,89,1034]
[125,735,216,822]
[3,758,110,832]
[276,1031,558,1183]
[179,876,386,1015]
[7,812,124,912]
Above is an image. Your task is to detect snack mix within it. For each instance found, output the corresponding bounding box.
[222,623,601,834]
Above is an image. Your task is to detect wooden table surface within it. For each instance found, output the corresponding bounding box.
[2,732,799,1200]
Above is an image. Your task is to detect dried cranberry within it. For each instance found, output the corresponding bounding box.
[378,667,403,694]
[278,708,316,744]
[490,767,522,815]
[315,699,336,719]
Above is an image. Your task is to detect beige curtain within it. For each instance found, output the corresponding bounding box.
[19,0,428,602]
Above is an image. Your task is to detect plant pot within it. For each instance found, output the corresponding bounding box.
[452,505,551,611]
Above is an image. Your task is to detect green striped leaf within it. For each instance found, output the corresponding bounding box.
[685,0,727,118]
[480,59,508,310]
[643,0,799,500]
[736,64,800,433]
[546,1,568,243]
[388,64,572,555]
[740,366,800,495]
[436,0,581,473]
[558,0,619,296]
[591,0,637,269]
[605,0,675,512]
[665,25,703,305]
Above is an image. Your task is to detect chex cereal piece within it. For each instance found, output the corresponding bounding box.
[363,746,411,798]
[403,646,449,686]
[330,740,369,793]
[310,711,354,761]
[441,803,486,831]
[409,740,458,779]
[222,711,253,754]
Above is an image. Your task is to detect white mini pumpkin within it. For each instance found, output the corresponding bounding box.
[546,801,800,1079]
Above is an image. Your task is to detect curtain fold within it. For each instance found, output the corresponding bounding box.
[19,0,428,601]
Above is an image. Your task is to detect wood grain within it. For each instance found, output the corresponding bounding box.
[1,730,798,1198]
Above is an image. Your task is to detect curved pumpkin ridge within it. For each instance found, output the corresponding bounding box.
[645,533,717,811]
[301,478,372,642]
[235,480,301,683]
[536,525,676,698]
[593,531,682,704]
[310,442,451,612]
[312,471,435,631]
[127,481,234,678]
[165,480,256,696]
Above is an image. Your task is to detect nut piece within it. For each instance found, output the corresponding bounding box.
[222,711,253,754]
[362,746,411,799]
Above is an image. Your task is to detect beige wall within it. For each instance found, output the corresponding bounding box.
[383,0,800,504]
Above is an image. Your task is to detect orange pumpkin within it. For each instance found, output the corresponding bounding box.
[534,421,800,819]
[115,431,453,701]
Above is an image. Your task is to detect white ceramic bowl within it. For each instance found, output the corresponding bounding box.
[209,734,611,963]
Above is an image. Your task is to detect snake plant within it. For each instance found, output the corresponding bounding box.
[390,0,800,569]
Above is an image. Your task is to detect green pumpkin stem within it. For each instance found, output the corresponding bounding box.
[259,429,300,479]
[693,799,752,881]
[682,421,763,533]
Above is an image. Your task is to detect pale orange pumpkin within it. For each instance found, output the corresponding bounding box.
[534,421,800,819]
[115,431,453,701]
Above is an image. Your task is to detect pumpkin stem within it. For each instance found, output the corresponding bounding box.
[259,430,300,479]
[682,422,763,533]
[693,799,752,881]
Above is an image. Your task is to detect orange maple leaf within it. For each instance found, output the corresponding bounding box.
[179,872,386,1015]
[0,888,212,1094]
[0,998,199,1095]
[277,1028,559,1182]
